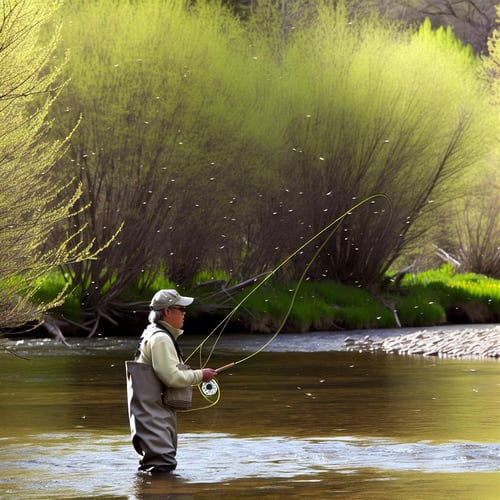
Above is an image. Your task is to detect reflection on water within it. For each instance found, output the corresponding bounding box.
[0,330,499,499]
[2,431,500,499]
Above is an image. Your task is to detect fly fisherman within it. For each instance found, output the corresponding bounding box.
[126,289,217,474]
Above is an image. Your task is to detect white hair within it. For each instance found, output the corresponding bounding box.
[148,309,163,324]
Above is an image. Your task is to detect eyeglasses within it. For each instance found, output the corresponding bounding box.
[171,306,187,313]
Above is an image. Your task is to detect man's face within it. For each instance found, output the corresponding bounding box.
[163,306,187,329]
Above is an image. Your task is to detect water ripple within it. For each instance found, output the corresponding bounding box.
[1,432,499,498]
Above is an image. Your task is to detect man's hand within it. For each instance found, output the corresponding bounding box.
[202,368,218,382]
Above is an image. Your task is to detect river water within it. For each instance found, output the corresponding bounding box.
[1,327,499,499]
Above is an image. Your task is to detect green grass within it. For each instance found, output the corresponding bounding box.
[29,264,500,332]
[232,280,396,331]
[392,290,447,327]
[228,265,499,332]
[399,264,500,316]
[193,269,230,285]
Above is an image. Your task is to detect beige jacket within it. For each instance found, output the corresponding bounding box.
[136,321,203,388]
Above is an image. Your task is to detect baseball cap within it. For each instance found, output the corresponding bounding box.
[150,289,194,310]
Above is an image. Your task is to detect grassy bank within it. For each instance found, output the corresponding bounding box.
[29,264,500,335]
[223,265,500,333]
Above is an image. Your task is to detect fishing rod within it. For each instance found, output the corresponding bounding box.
[184,194,391,410]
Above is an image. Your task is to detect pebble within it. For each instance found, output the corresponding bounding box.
[345,326,500,359]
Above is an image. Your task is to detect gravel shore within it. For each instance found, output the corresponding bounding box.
[345,324,500,359]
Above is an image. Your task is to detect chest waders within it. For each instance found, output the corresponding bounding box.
[125,326,187,473]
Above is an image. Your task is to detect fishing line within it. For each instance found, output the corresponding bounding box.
[185,193,391,409]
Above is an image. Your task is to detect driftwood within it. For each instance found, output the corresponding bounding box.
[381,261,416,289]
[42,315,70,346]
[434,245,461,267]
[192,272,269,317]
[377,262,418,327]
[375,297,402,328]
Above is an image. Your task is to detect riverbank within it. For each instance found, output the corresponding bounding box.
[345,324,500,359]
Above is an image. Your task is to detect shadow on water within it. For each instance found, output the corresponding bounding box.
[0,328,499,499]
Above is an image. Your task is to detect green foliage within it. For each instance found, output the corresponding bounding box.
[116,270,177,303]
[234,279,395,331]
[33,262,500,330]
[138,269,176,296]
[293,280,395,329]
[393,290,447,326]
[265,1,492,285]
[482,6,500,106]
[415,18,474,58]
[398,9,499,279]
[34,267,178,320]
[0,0,99,328]
[192,270,230,286]
[35,0,497,330]
[400,264,500,315]
[33,271,83,322]
[451,5,500,278]
[228,265,499,332]
[49,0,280,320]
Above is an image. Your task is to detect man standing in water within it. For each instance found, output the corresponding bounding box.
[126,289,217,474]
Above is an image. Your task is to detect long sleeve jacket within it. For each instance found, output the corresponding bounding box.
[136,321,203,388]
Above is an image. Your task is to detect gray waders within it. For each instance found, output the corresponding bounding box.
[125,360,177,472]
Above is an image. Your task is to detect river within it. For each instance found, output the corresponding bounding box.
[1,327,499,499]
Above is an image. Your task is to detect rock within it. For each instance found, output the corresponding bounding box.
[345,326,500,359]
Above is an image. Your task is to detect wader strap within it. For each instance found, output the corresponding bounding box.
[134,324,184,361]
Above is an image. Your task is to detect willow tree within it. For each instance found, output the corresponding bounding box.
[452,5,500,278]
[46,0,496,333]
[0,0,97,328]
[239,2,494,286]
[49,0,278,329]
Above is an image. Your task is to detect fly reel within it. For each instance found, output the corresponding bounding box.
[199,379,220,403]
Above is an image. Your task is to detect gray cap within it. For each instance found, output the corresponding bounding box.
[150,289,194,310]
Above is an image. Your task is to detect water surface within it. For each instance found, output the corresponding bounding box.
[1,328,499,499]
